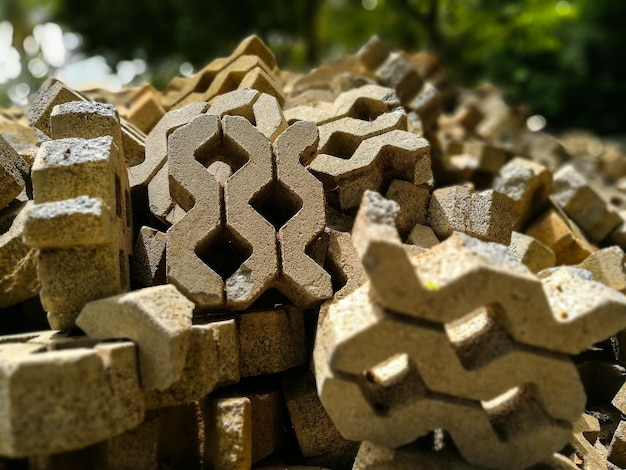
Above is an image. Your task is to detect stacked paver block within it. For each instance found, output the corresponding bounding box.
[314,190,626,468]
[23,102,131,330]
[0,135,29,208]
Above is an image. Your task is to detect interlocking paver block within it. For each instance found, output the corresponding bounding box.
[130,226,167,288]
[406,223,440,249]
[385,179,430,238]
[237,307,306,377]
[0,136,29,209]
[427,186,515,244]
[574,246,626,294]
[569,414,606,470]
[76,284,193,391]
[493,157,552,230]
[445,140,509,176]
[507,231,556,273]
[0,332,143,457]
[125,85,166,134]
[27,78,146,167]
[273,120,332,307]
[25,136,128,329]
[309,127,431,211]
[609,420,626,468]
[162,35,276,110]
[248,389,284,463]
[526,207,596,265]
[0,201,39,308]
[315,190,626,468]
[552,164,621,242]
[204,397,252,470]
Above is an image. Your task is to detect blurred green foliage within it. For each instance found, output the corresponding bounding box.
[2,0,624,134]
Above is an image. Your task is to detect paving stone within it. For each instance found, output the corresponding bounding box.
[208,319,241,387]
[237,307,306,377]
[130,226,167,288]
[493,157,552,230]
[608,420,626,468]
[427,186,514,244]
[0,332,143,457]
[0,201,39,308]
[446,141,509,175]
[0,135,29,209]
[76,284,194,391]
[406,223,440,249]
[248,389,284,463]
[204,397,252,470]
[25,136,129,329]
[507,231,556,273]
[552,165,621,242]
[385,180,430,238]
[125,85,166,134]
[526,207,597,265]
[575,246,626,294]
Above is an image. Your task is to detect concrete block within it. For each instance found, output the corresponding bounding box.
[0,332,143,457]
[552,165,621,242]
[204,397,252,470]
[507,231,556,273]
[108,416,159,470]
[208,319,241,387]
[575,246,626,294]
[385,180,430,238]
[447,141,509,175]
[77,284,193,391]
[0,201,39,308]
[130,226,167,288]
[427,186,514,244]
[248,389,284,463]
[526,207,596,265]
[609,420,626,468]
[282,371,359,466]
[125,85,165,134]
[493,157,552,230]
[0,135,29,209]
[406,223,440,249]
[237,306,306,377]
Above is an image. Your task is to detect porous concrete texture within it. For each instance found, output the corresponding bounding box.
[493,156,552,230]
[237,306,306,377]
[0,332,143,457]
[0,201,39,308]
[406,223,440,249]
[384,179,430,238]
[574,245,626,293]
[76,284,194,391]
[427,185,514,244]
[0,135,29,209]
[130,225,167,288]
[204,397,253,470]
[552,164,621,242]
[125,85,166,134]
[248,389,284,463]
[507,231,556,273]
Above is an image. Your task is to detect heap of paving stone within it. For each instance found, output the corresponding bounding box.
[2,35,626,469]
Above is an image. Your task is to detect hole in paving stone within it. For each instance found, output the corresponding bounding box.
[247,288,292,311]
[320,132,362,160]
[250,180,303,230]
[196,227,252,281]
[445,304,516,371]
[195,140,249,176]
[358,353,427,417]
[348,97,388,122]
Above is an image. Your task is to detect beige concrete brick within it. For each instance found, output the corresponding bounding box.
[130,226,167,288]
[406,223,439,249]
[76,284,193,391]
[0,332,143,457]
[574,246,626,294]
[526,207,596,265]
[237,307,306,377]
[248,389,284,463]
[162,35,276,110]
[0,135,29,209]
[204,397,252,470]
[0,114,41,166]
[208,319,241,387]
[125,85,165,134]
[384,180,430,238]
[309,128,431,211]
[144,322,220,409]
[27,78,146,167]
[427,186,514,244]
[609,420,626,468]
[26,136,129,329]
[0,201,39,308]
[108,416,159,470]
[568,414,606,470]
[282,371,359,466]
[273,120,332,307]
[613,381,626,415]
[552,164,621,242]
[446,141,509,175]
[493,157,552,230]
[507,231,556,273]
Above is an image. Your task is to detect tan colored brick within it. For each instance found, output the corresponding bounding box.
[125,85,165,134]
[526,207,596,265]
[204,397,252,470]
[0,201,39,308]
[385,180,430,238]
[609,420,626,468]
[427,186,515,244]
[76,284,194,391]
[493,156,552,230]
[552,164,621,242]
[237,307,306,377]
[0,135,29,209]
[0,332,143,457]
[130,226,167,288]
[406,223,439,249]
[574,246,626,294]
[507,231,556,273]
[248,389,284,463]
